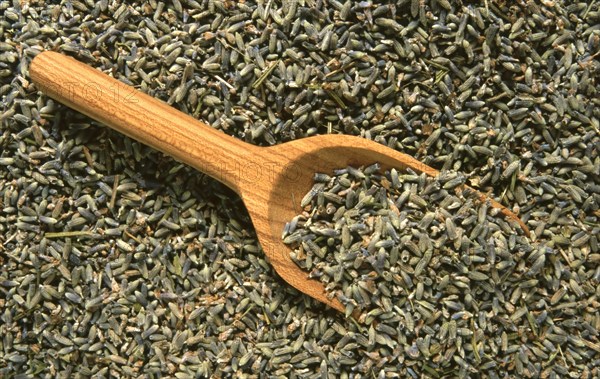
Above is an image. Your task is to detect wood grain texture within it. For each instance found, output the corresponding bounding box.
[30,51,530,315]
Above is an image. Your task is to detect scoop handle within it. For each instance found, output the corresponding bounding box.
[29,51,260,193]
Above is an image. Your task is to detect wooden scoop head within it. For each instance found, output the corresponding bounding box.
[244,135,529,312]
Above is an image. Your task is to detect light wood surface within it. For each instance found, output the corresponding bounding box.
[30,51,530,314]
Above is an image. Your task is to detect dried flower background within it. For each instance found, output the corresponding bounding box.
[0,0,599,378]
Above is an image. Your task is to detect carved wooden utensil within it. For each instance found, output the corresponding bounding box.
[30,51,529,314]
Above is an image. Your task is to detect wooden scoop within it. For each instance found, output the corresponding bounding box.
[30,51,529,314]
